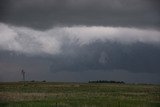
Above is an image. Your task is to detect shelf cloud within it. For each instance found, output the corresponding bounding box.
[0,23,160,56]
[0,0,160,83]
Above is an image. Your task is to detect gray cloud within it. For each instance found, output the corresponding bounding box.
[0,51,52,81]
[0,23,61,55]
[50,41,160,73]
[0,23,160,56]
[0,0,160,83]
[0,0,160,29]
[0,50,160,83]
[1,23,160,74]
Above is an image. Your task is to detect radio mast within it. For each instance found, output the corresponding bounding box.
[21,69,25,82]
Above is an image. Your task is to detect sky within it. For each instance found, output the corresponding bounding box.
[0,0,160,83]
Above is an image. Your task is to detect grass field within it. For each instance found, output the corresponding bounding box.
[0,82,160,107]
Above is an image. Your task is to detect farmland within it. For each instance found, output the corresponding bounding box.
[0,82,160,107]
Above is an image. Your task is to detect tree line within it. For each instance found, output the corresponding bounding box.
[89,80,125,84]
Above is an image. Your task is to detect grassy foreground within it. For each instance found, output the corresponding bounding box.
[0,82,160,107]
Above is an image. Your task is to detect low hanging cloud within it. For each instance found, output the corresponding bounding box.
[0,23,160,56]
[0,0,160,83]
[0,23,61,55]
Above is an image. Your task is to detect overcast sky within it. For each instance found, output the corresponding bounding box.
[0,0,160,83]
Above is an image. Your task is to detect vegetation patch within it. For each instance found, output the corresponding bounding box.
[0,82,160,107]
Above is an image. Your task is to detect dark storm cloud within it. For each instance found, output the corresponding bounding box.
[1,24,160,76]
[0,24,160,83]
[0,0,9,20]
[50,41,160,73]
[0,0,160,83]
[0,0,160,29]
[0,43,160,83]
[0,50,52,81]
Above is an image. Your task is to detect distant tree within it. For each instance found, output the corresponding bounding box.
[89,80,125,84]
[42,80,46,82]
[31,80,35,82]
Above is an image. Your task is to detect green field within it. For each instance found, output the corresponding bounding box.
[0,82,160,107]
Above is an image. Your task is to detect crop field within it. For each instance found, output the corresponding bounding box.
[0,82,160,107]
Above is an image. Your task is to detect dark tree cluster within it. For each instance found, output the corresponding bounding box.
[89,80,125,84]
